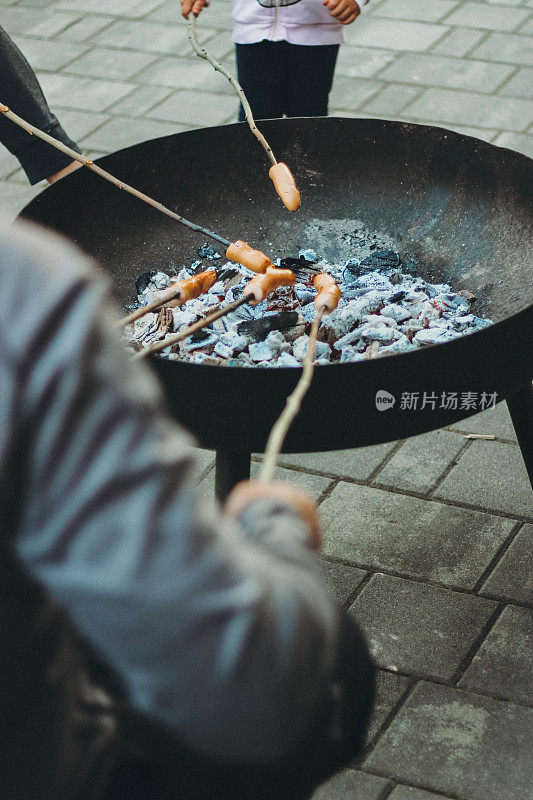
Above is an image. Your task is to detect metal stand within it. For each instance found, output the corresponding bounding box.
[215,449,251,501]
[506,382,533,489]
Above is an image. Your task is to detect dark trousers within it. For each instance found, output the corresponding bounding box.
[236,40,339,120]
[101,611,375,800]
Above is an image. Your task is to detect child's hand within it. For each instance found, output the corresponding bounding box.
[181,0,209,18]
[322,0,360,25]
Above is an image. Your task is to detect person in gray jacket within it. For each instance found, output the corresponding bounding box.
[0,216,374,800]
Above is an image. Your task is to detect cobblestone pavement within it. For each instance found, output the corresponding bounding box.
[1,0,532,798]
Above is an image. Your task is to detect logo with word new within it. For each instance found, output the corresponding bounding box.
[375,390,396,411]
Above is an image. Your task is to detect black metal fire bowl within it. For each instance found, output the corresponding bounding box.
[20,118,533,494]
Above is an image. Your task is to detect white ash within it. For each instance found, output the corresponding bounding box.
[125,244,492,367]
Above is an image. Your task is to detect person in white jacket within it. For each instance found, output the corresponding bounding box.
[182,0,370,119]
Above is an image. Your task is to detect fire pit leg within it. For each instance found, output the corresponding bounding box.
[215,449,251,501]
[506,382,533,489]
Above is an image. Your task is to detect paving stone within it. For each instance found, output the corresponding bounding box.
[364,681,533,800]
[446,123,498,141]
[111,86,173,116]
[329,76,382,110]
[137,56,236,94]
[494,131,533,158]
[365,670,411,744]
[188,446,215,481]
[56,15,115,42]
[147,90,237,125]
[317,561,367,604]
[480,523,533,605]
[10,36,88,71]
[372,0,457,23]
[345,18,448,52]
[1,6,69,35]
[276,442,396,481]
[445,3,530,32]
[388,788,449,800]
[520,16,533,35]
[79,116,181,151]
[434,440,533,518]
[56,0,164,17]
[52,109,109,141]
[321,483,514,588]
[250,463,334,500]
[379,53,515,93]
[93,19,208,57]
[148,1,235,30]
[335,45,396,79]
[448,401,517,441]
[311,769,392,800]
[0,150,21,181]
[459,605,533,704]
[405,88,533,131]
[20,11,81,37]
[431,26,485,57]
[199,464,333,502]
[361,84,423,116]
[471,32,533,66]
[36,72,135,112]
[0,181,42,220]
[64,47,157,80]
[349,574,497,680]
[500,67,533,98]
[375,429,465,494]
[199,31,235,61]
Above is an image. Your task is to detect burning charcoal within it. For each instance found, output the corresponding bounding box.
[265,330,289,355]
[413,328,461,346]
[277,352,300,367]
[433,292,470,313]
[214,341,233,359]
[334,328,363,350]
[364,341,382,359]
[298,249,317,262]
[218,267,239,282]
[399,319,425,341]
[363,314,397,329]
[220,330,249,354]
[340,345,363,362]
[457,289,476,303]
[236,312,300,341]
[237,352,255,367]
[284,323,306,343]
[198,242,216,258]
[278,255,318,282]
[249,341,275,362]
[172,308,197,328]
[187,331,219,351]
[294,283,316,305]
[300,302,318,323]
[135,270,158,295]
[293,335,332,362]
[193,352,222,365]
[380,303,413,323]
[361,250,401,272]
[361,323,400,343]
[209,281,226,295]
[188,260,204,275]
[156,307,173,336]
[380,334,416,354]
[418,300,442,326]
[389,289,408,303]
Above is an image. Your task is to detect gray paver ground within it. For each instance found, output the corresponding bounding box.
[1,1,532,798]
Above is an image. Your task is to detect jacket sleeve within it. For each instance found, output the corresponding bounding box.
[0,26,81,184]
[0,218,346,765]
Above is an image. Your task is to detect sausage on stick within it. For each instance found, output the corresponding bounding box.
[135,265,295,359]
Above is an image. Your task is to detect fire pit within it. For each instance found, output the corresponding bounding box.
[20,118,533,498]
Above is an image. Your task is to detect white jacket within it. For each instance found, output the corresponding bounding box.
[232,0,369,46]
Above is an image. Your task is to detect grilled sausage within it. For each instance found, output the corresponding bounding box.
[226,240,272,273]
[313,273,341,313]
[269,163,301,212]
[243,266,296,305]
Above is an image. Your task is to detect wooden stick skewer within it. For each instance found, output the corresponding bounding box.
[259,307,326,483]
[0,102,230,248]
[259,274,342,482]
[186,13,277,168]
